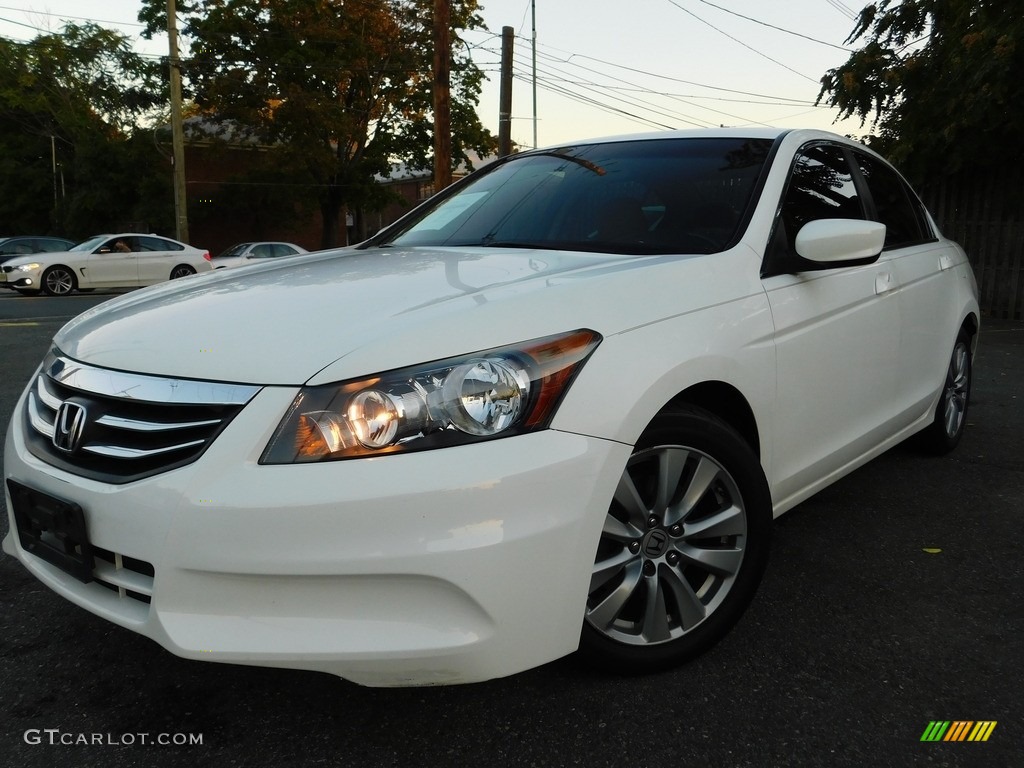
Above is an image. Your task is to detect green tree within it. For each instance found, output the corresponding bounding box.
[140,0,495,247]
[0,24,169,236]
[818,0,1024,178]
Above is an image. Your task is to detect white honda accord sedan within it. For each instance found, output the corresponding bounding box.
[3,129,979,687]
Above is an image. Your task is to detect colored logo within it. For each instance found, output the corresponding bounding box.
[920,721,997,742]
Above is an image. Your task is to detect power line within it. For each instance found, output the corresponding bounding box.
[522,47,769,128]
[514,58,714,129]
[469,31,842,133]
[825,0,859,22]
[503,38,823,104]
[663,0,819,84]
[0,14,51,35]
[0,5,148,31]
[692,0,851,51]
[511,64,678,133]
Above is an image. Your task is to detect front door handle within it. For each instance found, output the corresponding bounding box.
[875,271,894,295]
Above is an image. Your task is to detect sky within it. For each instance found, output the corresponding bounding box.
[0,0,871,148]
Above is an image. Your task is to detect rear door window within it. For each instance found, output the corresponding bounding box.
[853,153,933,248]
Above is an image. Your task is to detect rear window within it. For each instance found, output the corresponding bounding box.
[379,138,774,255]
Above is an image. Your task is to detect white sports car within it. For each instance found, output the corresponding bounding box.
[210,241,309,269]
[0,233,212,296]
[3,129,979,686]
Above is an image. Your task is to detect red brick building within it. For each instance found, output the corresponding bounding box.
[180,119,490,256]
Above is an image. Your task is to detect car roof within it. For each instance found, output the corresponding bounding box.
[527,127,873,153]
[532,127,789,149]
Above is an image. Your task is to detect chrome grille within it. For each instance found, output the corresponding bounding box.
[24,350,261,483]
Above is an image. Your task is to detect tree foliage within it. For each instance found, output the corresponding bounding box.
[141,0,496,247]
[818,0,1024,178]
[0,24,169,235]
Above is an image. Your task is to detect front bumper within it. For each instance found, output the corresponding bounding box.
[0,269,39,289]
[3,384,629,686]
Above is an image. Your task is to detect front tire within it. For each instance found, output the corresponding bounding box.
[42,266,76,296]
[579,406,771,673]
[915,328,972,454]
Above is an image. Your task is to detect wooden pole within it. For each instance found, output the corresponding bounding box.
[498,26,514,157]
[167,0,189,242]
[433,0,452,191]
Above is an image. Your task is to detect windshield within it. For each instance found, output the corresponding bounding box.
[71,235,108,252]
[216,244,251,259]
[377,137,774,255]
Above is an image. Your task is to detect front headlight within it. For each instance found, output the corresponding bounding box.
[261,329,601,463]
[15,263,41,272]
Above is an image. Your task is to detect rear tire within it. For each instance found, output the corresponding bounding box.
[170,264,196,279]
[579,405,771,673]
[915,328,972,455]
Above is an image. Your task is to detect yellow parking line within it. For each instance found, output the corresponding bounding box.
[0,322,40,327]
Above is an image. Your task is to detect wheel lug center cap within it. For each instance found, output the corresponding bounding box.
[641,529,670,557]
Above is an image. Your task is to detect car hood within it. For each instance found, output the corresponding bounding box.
[3,250,70,267]
[53,245,717,386]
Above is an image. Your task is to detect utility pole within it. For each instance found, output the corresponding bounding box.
[167,0,190,243]
[51,136,58,205]
[531,0,537,148]
[433,0,452,191]
[498,26,514,157]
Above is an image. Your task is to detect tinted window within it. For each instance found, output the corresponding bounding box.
[138,236,182,252]
[380,138,774,255]
[105,237,134,253]
[39,238,72,251]
[780,144,863,253]
[0,240,33,254]
[854,153,931,248]
[72,236,107,253]
[217,244,250,259]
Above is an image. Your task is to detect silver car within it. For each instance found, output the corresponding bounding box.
[210,241,309,269]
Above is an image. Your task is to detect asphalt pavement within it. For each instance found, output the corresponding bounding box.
[0,289,1021,768]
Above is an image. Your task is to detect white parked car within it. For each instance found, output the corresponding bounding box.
[211,241,309,269]
[3,129,979,687]
[0,233,212,296]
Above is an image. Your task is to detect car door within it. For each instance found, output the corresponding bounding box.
[83,237,139,287]
[851,151,961,424]
[135,236,182,284]
[761,142,901,506]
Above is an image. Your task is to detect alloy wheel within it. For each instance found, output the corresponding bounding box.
[942,340,970,439]
[43,267,75,296]
[587,444,748,646]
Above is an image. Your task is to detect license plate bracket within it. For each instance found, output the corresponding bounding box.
[8,479,94,582]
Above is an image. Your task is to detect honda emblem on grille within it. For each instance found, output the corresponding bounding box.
[52,401,87,453]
